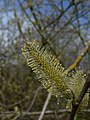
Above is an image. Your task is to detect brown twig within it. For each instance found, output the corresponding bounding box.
[69,74,90,120]
[67,41,90,72]
[67,41,90,120]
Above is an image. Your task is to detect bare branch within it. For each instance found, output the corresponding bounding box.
[38,93,51,120]
[67,41,90,72]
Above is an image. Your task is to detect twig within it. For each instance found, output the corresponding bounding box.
[1,109,90,117]
[69,74,90,120]
[67,41,90,72]
[0,109,70,117]
[38,93,51,120]
[18,86,42,120]
[0,97,28,108]
[66,41,90,119]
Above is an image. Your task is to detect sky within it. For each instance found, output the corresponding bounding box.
[0,0,90,42]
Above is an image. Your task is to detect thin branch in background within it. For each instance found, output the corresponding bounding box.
[0,97,29,109]
[48,15,74,41]
[45,1,73,40]
[43,1,83,31]
[72,1,86,46]
[1,109,90,118]
[70,23,86,46]
[28,86,43,111]
[48,1,88,46]
[44,1,75,41]
[27,1,46,42]
[18,86,43,120]
[17,0,39,32]
[28,2,42,31]
[0,109,69,115]
[38,93,51,120]
[14,8,26,41]
[43,2,74,31]
[64,11,90,51]
[17,0,46,42]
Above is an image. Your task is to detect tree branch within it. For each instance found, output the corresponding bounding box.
[38,93,51,120]
[67,41,90,72]
[69,74,90,120]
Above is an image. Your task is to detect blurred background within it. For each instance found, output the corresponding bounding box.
[0,0,90,119]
